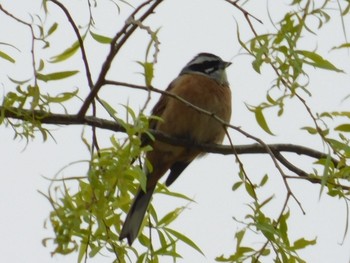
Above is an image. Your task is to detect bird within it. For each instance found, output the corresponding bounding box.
[119,52,232,245]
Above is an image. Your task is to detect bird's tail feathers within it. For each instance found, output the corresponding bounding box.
[119,187,155,245]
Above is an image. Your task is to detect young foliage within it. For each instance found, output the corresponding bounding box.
[1,0,350,262]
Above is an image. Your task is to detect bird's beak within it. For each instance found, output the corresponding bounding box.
[224,61,232,68]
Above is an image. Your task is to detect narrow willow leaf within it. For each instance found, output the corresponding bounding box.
[7,76,31,85]
[157,207,184,226]
[245,181,257,200]
[165,228,205,256]
[0,50,15,63]
[144,62,154,86]
[47,22,58,36]
[297,50,344,73]
[36,70,79,82]
[334,124,350,132]
[158,184,194,202]
[232,181,243,191]
[90,31,112,44]
[292,238,316,249]
[331,43,350,50]
[99,99,118,120]
[235,229,245,246]
[252,59,262,73]
[42,89,78,103]
[301,126,317,134]
[279,211,289,245]
[37,59,45,71]
[50,40,80,63]
[77,241,87,263]
[328,138,350,154]
[343,2,350,15]
[255,107,275,135]
[236,23,250,54]
[259,195,274,209]
[320,154,332,197]
[137,61,154,86]
[259,174,269,187]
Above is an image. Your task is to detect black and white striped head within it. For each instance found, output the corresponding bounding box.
[180,53,231,85]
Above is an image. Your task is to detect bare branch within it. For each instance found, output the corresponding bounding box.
[77,0,163,118]
[49,0,94,90]
[223,0,263,24]
[0,4,38,86]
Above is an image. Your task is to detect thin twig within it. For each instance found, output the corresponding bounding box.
[225,129,257,200]
[77,0,163,118]
[0,4,38,86]
[49,0,94,89]
[223,0,263,24]
[284,175,350,191]
[49,0,102,157]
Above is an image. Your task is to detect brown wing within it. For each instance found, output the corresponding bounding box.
[141,81,176,146]
[149,81,176,129]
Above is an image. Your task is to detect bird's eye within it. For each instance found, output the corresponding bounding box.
[188,60,220,74]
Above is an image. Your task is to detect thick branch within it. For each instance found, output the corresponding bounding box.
[4,106,350,190]
[2,106,338,162]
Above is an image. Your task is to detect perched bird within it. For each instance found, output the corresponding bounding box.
[119,53,232,245]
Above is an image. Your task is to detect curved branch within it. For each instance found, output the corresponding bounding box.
[49,0,93,90]
[77,0,163,118]
[0,4,38,86]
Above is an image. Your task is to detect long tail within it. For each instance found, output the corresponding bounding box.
[119,187,155,245]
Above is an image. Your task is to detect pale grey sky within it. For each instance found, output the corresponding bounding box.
[1,0,349,262]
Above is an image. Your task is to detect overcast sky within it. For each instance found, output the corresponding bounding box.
[1,0,350,262]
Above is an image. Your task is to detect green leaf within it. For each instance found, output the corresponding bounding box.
[259,174,269,187]
[259,195,274,209]
[331,43,350,50]
[254,107,275,135]
[236,23,251,54]
[297,50,344,73]
[252,59,262,73]
[279,211,290,245]
[244,181,257,200]
[36,70,79,82]
[157,207,184,226]
[235,229,245,246]
[301,126,317,134]
[137,61,154,86]
[37,59,45,71]
[232,181,243,191]
[334,124,350,132]
[47,22,58,36]
[165,228,205,256]
[158,184,194,202]
[50,40,80,63]
[99,99,118,121]
[0,50,15,63]
[42,89,78,103]
[7,76,31,85]
[320,154,332,197]
[292,238,316,250]
[90,31,112,44]
[77,241,87,263]
[328,138,350,154]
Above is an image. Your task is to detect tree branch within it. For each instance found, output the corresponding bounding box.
[77,0,163,118]
[2,106,339,162]
[49,0,94,90]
